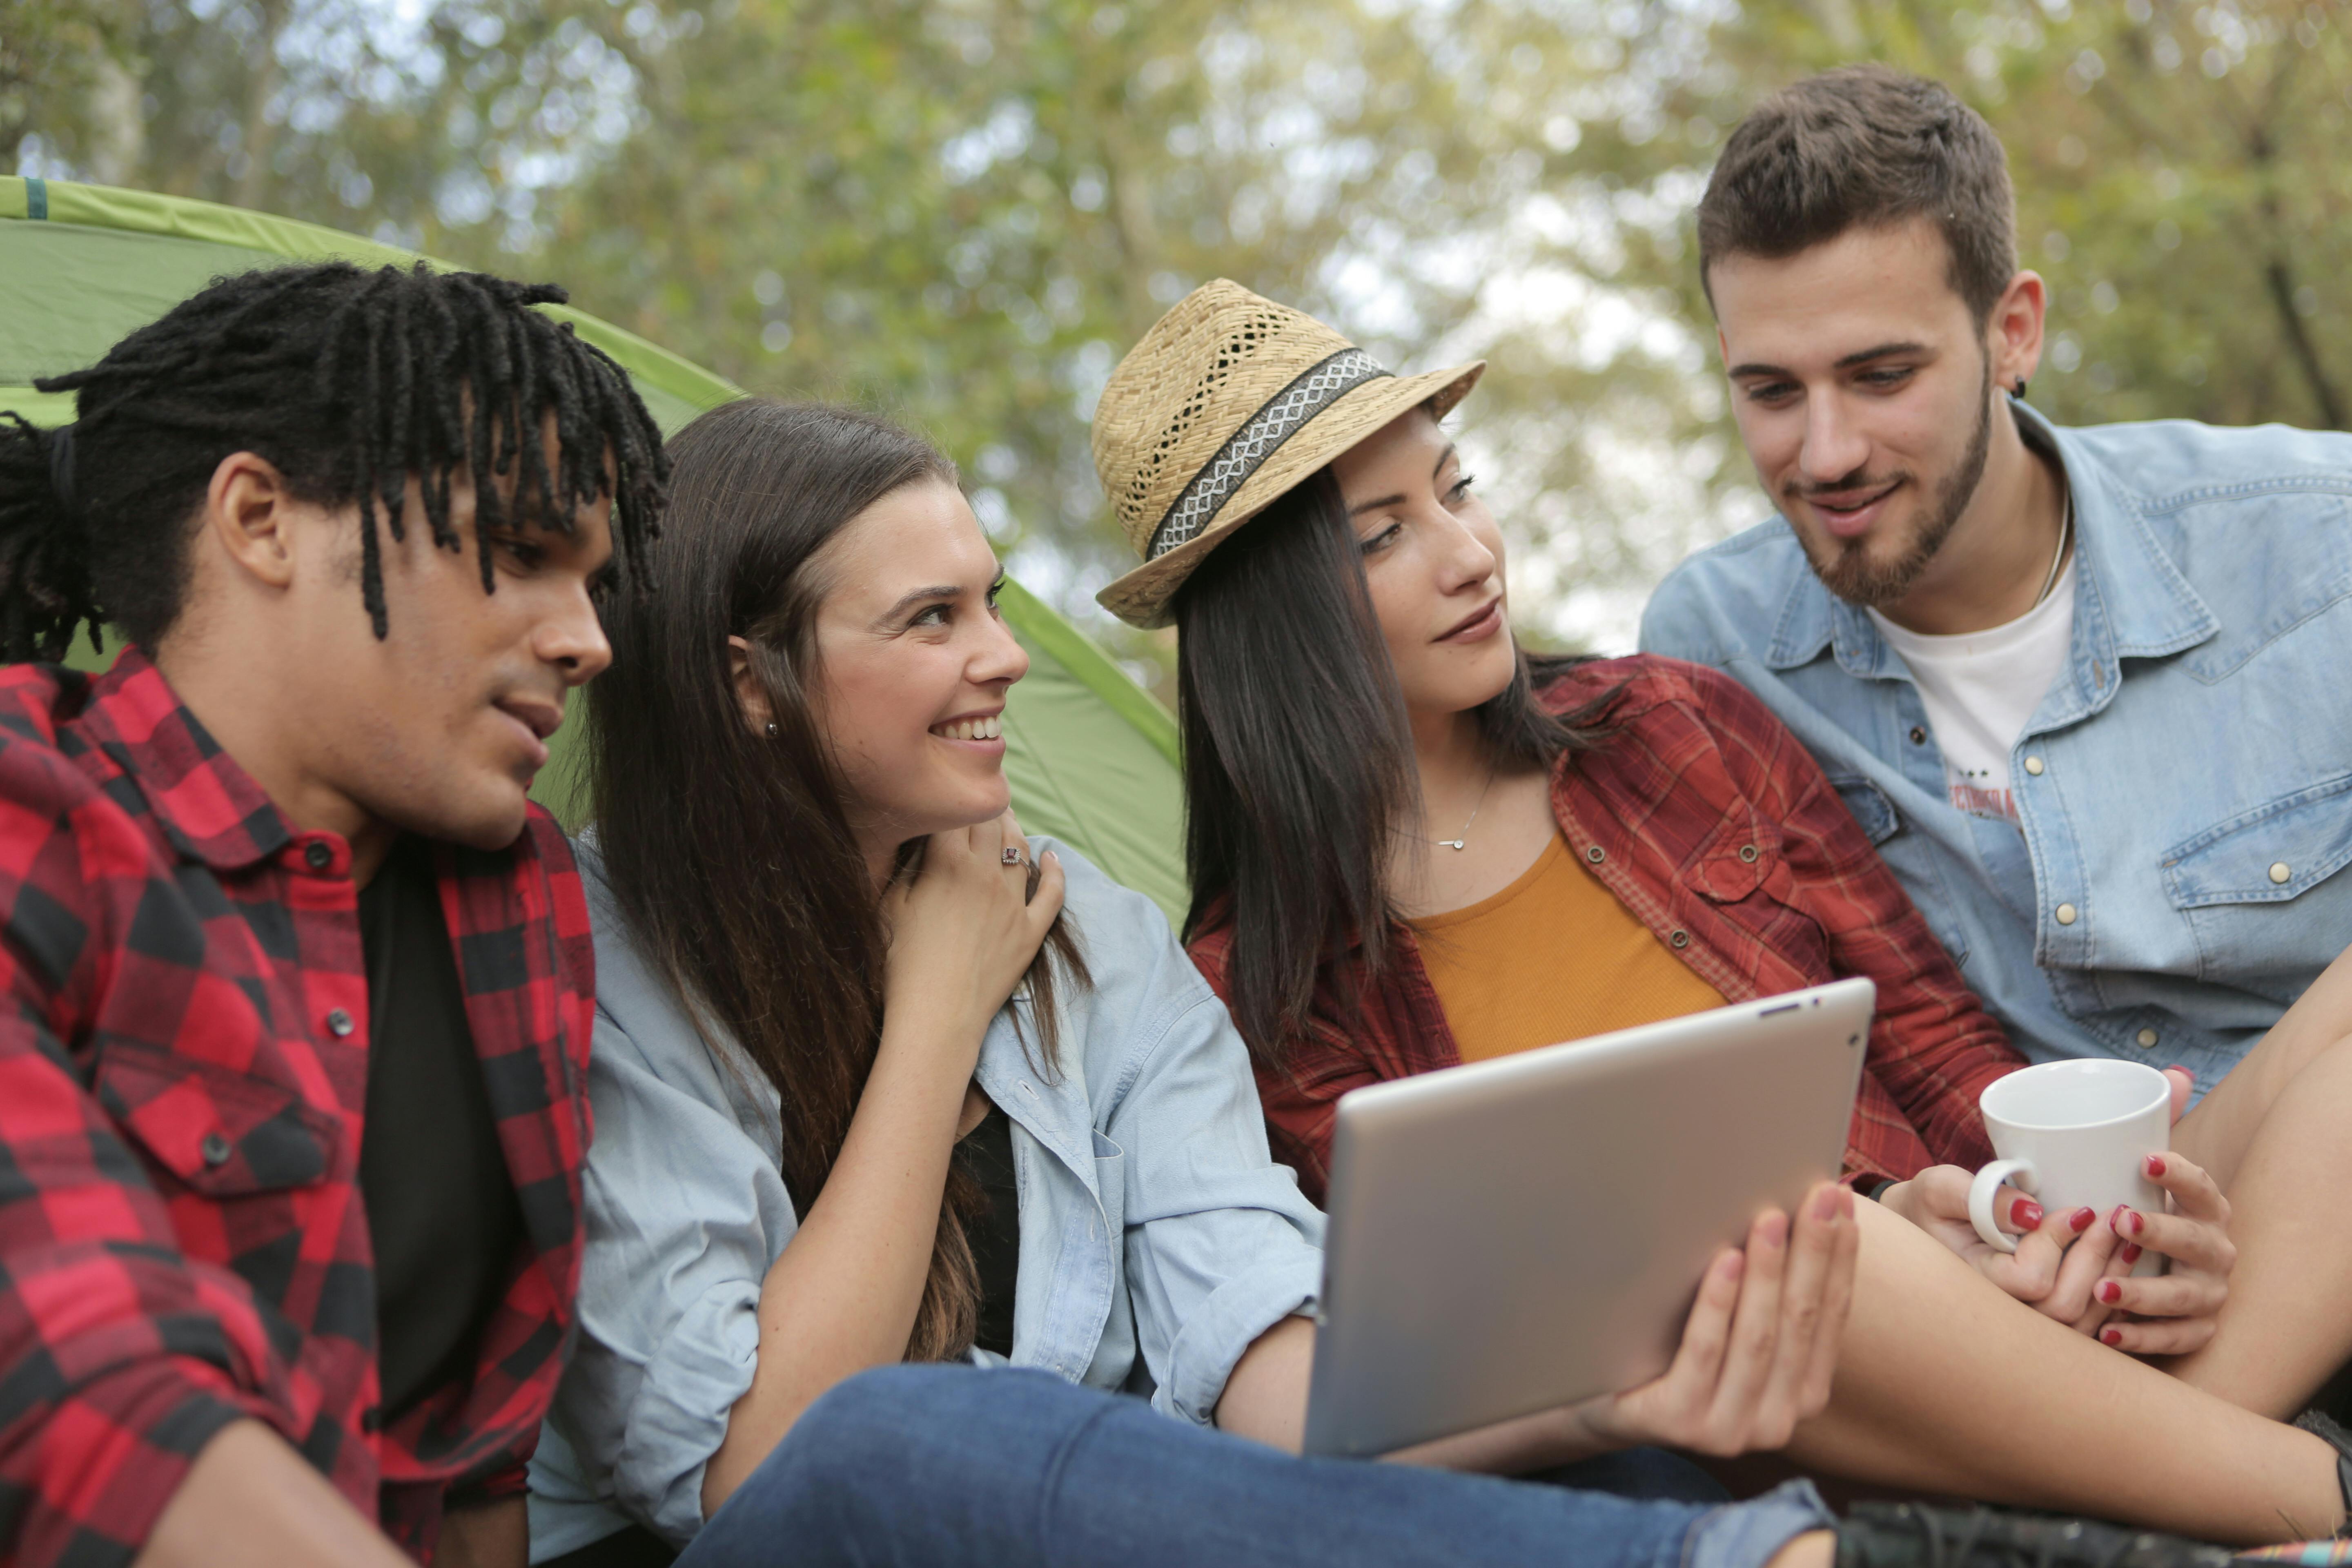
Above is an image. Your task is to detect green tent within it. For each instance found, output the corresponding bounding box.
[0,176,1187,924]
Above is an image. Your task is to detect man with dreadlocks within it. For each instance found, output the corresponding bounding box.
[0,261,665,1567]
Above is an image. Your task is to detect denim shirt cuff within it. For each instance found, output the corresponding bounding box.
[617,1276,764,1545]
[1684,1479,1834,1568]
[1153,1253,1321,1426]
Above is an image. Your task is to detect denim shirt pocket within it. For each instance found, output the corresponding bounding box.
[2161,772,2352,980]
[1827,775,1900,847]
[95,1042,337,1196]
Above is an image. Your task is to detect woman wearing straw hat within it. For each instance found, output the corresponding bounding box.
[1100,281,2348,1541]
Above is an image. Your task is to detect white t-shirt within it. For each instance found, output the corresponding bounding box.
[1867,555,2075,824]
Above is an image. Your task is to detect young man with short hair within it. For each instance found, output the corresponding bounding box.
[1641,65,2352,1420]
[0,261,666,1566]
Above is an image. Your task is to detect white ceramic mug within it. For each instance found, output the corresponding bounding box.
[1966,1058,2168,1276]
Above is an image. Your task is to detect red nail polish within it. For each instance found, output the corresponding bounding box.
[2120,1243,2143,1265]
[2130,1209,2146,1236]
[2070,1207,2096,1233]
[2098,1280,2123,1304]
[2145,1154,2167,1178]
[2101,1326,2123,1347]
[2010,1196,2044,1229]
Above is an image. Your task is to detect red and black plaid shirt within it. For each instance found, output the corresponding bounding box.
[0,652,596,1565]
[1189,655,2022,1205]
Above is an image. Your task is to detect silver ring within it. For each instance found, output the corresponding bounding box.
[1001,846,1027,867]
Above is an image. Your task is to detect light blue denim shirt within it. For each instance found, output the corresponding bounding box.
[526,838,1324,1559]
[1641,402,2352,1088]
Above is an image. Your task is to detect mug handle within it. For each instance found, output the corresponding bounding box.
[1967,1158,2040,1254]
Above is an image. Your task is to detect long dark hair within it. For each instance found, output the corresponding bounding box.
[1174,460,1613,1065]
[0,262,664,658]
[589,398,1082,1364]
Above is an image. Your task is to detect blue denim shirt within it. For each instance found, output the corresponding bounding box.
[526,838,1324,1558]
[1641,403,2352,1089]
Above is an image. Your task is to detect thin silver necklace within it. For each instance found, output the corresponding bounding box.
[2031,486,2075,609]
[1419,762,1497,852]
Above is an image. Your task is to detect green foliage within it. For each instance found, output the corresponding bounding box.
[20,0,2352,663]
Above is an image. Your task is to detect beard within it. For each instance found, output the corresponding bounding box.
[1795,356,1994,609]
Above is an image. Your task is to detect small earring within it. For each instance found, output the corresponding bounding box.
[764,721,779,738]
[2013,376,2029,399]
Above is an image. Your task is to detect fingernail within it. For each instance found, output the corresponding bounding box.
[2100,1326,2123,1347]
[2098,1280,2123,1304]
[2165,1064,2193,1085]
[2120,1243,2143,1265]
[2145,1154,2167,1178]
[2107,1204,2129,1234]
[2129,1209,2146,1236]
[2070,1207,2096,1233]
[1813,1185,1842,1222]
[2010,1196,2044,1229]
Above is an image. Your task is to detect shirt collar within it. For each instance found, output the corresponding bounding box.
[1763,399,2218,676]
[78,648,295,871]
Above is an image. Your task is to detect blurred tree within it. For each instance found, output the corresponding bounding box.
[529,0,1688,648]
[16,0,2352,663]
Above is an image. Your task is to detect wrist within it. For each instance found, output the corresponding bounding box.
[878,991,993,1049]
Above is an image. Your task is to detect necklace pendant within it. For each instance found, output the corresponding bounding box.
[1437,838,1466,851]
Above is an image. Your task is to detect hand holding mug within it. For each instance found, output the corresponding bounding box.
[2092,1152,2233,1356]
[1887,1059,2232,1351]
[1881,1165,2126,1320]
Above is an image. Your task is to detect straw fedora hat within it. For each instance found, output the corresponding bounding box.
[1092,280,1483,628]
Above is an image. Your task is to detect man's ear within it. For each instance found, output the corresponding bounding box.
[726,635,774,735]
[1987,270,2047,395]
[202,451,305,591]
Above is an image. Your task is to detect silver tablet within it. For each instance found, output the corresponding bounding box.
[1301,977,1872,1459]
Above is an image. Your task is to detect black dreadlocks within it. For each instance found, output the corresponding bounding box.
[0,261,668,661]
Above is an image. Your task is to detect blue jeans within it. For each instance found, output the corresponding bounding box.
[677,1365,1831,1568]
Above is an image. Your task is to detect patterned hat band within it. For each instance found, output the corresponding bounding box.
[1144,347,1391,562]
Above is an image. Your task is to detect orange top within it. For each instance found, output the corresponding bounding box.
[1413,833,1727,1063]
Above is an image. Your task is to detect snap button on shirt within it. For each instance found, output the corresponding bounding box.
[326,1007,355,1037]
[2137,1028,2159,1048]
[2023,756,2045,776]
[304,841,333,871]
[2270,862,2292,885]
[1584,845,1606,864]
[2055,903,2079,926]
[200,1132,232,1167]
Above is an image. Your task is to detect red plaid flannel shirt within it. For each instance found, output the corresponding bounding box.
[1188,655,2022,1206]
[0,652,596,1566]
